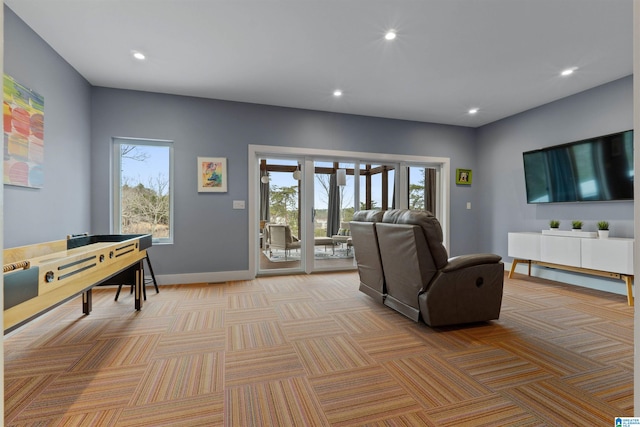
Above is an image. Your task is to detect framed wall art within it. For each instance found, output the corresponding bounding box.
[198,157,227,192]
[456,168,472,185]
[4,74,45,188]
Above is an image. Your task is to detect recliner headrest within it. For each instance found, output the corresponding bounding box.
[352,210,384,223]
[381,209,449,269]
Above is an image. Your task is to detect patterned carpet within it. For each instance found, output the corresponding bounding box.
[4,271,633,426]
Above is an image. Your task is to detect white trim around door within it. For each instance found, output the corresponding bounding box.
[248,144,450,278]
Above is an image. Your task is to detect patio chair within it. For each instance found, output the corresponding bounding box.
[267,224,301,260]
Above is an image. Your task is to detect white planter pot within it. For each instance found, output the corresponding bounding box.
[598,230,609,239]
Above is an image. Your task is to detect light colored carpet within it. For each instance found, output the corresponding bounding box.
[4,272,633,425]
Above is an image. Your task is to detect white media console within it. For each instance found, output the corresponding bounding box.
[507,231,634,305]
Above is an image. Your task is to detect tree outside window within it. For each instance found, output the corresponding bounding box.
[113,139,173,243]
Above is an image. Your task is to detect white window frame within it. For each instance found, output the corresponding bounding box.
[112,137,175,244]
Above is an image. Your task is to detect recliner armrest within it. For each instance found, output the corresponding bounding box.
[442,253,502,272]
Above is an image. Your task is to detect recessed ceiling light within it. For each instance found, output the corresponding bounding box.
[385,30,397,41]
[132,51,146,60]
[333,89,343,97]
[561,67,577,77]
[468,108,479,115]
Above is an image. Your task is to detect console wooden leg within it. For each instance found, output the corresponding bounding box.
[623,275,633,306]
[508,260,518,279]
[509,259,531,279]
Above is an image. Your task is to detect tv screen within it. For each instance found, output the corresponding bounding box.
[523,130,634,203]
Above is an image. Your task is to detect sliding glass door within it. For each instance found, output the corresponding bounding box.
[257,157,359,275]
[311,161,357,272]
[249,145,450,278]
[258,157,304,274]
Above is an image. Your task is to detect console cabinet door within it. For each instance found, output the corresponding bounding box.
[581,238,634,275]
[508,232,541,261]
[541,235,581,267]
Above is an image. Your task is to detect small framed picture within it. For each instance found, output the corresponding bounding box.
[456,168,472,185]
[198,157,227,192]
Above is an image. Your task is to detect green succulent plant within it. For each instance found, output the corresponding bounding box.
[549,220,560,228]
[597,221,609,230]
[571,220,583,229]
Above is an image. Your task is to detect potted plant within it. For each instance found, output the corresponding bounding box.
[571,220,583,231]
[597,221,609,239]
[549,220,560,230]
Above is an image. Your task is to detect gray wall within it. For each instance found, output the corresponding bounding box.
[4,8,92,247]
[477,76,633,256]
[476,76,633,293]
[91,88,477,276]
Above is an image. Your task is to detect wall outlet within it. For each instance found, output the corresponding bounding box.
[466,202,471,209]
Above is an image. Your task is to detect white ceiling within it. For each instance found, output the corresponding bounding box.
[6,0,633,128]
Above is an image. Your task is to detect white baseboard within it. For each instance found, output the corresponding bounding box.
[154,264,629,299]
[153,270,253,285]
[504,262,628,297]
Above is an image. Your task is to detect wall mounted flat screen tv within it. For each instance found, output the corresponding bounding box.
[523,130,633,203]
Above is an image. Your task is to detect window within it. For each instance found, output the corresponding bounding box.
[113,138,174,244]
[407,166,437,214]
[358,163,396,210]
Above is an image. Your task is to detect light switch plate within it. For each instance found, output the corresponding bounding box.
[233,200,245,209]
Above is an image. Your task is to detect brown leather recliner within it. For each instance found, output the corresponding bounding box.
[350,210,386,303]
[375,209,504,326]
